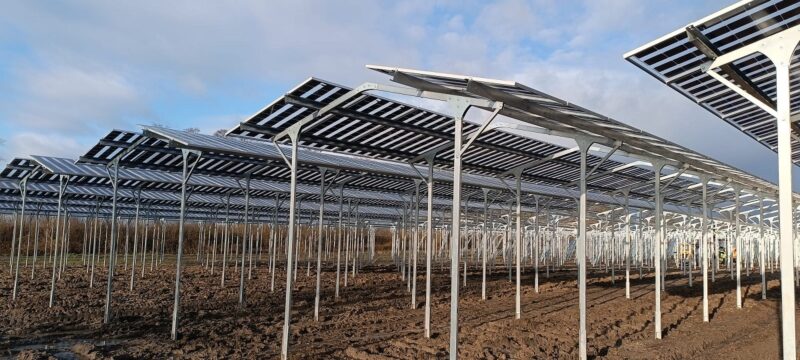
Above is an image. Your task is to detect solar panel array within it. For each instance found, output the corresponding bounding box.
[142,124,727,218]
[625,0,800,162]
[142,126,629,212]
[227,77,736,209]
[74,128,565,215]
[0,64,788,226]
[366,65,785,200]
[0,156,403,224]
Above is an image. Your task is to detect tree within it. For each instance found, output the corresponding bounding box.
[184,127,201,134]
[213,129,227,137]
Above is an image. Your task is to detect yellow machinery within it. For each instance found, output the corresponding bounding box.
[678,242,694,259]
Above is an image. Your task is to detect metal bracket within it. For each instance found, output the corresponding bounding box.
[457,100,504,156]
[409,150,438,185]
[318,167,341,198]
[587,141,621,178]
[181,149,202,184]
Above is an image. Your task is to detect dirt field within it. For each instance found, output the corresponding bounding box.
[1,256,796,359]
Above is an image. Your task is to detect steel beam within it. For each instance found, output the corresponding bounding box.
[701,176,709,322]
[48,175,68,307]
[12,176,30,301]
[514,171,522,319]
[103,162,120,324]
[425,156,435,338]
[277,127,301,360]
[171,149,201,340]
[652,160,666,339]
[314,168,329,321]
[576,137,593,360]
[238,175,251,305]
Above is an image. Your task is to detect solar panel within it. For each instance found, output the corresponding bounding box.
[226,76,740,212]
[1,156,415,223]
[626,0,800,164]
[365,65,784,201]
[147,126,714,215]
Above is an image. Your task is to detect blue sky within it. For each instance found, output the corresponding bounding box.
[0,0,793,188]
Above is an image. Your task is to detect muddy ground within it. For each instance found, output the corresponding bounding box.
[1,256,797,359]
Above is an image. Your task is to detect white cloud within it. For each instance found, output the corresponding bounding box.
[8,64,148,133]
[0,1,436,85]
[474,0,539,43]
[4,132,85,162]
[569,0,646,46]
[0,0,790,187]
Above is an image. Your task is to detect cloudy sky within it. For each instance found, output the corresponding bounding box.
[0,0,794,188]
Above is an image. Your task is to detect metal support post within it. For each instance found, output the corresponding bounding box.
[315,167,334,321]
[514,170,522,319]
[48,175,69,307]
[222,191,232,286]
[652,160,666,339]
[576,138,593,360]
[760,194,766,300]
[238,174,251,305]
[482,188,490,300]
[412,179,421,309]
[130,188,141,291]
[425,156,434,338]
[773,46,797,359]
[336,185,344,298]
[733,186,742,309]
[12,177,30,301]
[171,149,201,340]
[275,127,301,360]
[623,189,631,299]
[49,175,68,307]
[534,195,540,294]
[448,98,467,360]
[701,176,710,322]
[446,96,503,360]
[104,161,120,323]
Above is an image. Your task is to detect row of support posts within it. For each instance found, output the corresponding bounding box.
[5,155,381,360]
[371,84,785,360]
[3,152,789,360]
[4,78,796,360]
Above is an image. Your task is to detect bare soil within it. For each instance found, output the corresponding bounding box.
[1,257,796,359]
